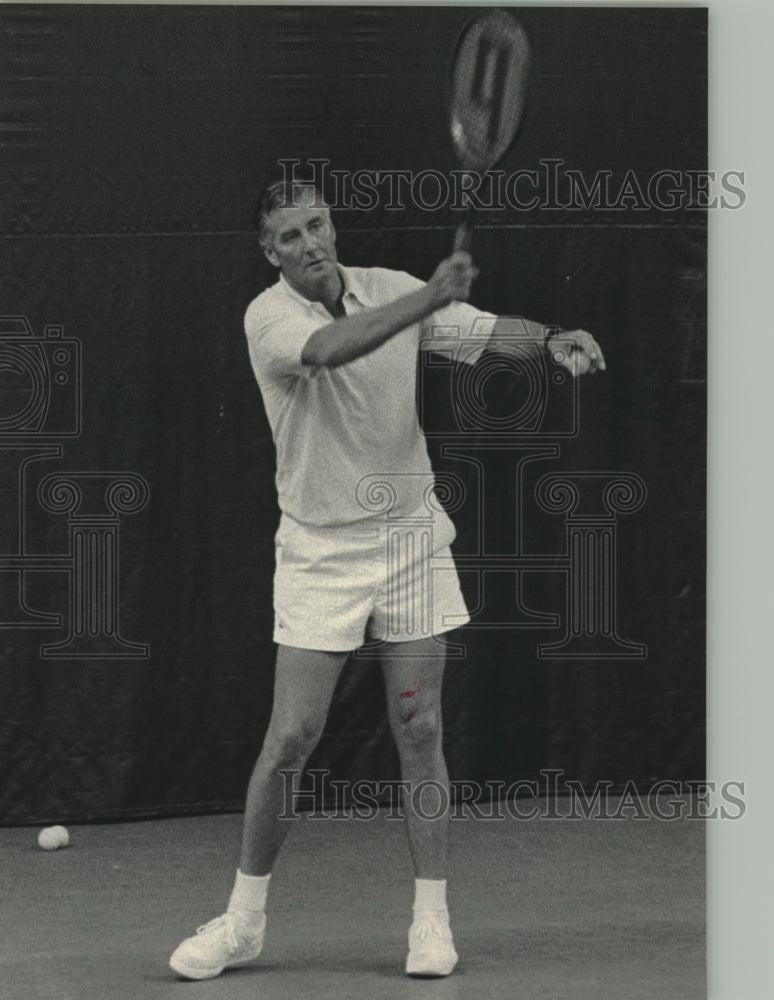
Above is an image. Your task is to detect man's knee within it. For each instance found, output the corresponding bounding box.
[264,717,325,765]
[392,707,443,753]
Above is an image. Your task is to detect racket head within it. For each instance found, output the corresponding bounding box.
[449,11,531,173]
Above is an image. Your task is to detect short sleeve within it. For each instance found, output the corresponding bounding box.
[244,294,326,381]
[420,300,498,367]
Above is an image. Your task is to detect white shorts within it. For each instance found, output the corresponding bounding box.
[273,506,470,651]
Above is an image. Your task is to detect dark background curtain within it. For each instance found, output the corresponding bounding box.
[0,5,706,824]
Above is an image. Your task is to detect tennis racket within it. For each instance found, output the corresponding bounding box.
[449,11,531,253]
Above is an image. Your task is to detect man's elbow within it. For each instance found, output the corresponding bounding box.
[302,339,350,369]
[301,329,336,368]
[301,340,325,368]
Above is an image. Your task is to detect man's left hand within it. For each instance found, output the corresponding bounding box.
[547,329,606,377]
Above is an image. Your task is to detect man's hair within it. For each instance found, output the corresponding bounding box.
[255,180,327,245]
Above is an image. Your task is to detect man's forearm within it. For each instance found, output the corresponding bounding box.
[486,316,604,377]
[301,284,443,369]
[488,315,555,352]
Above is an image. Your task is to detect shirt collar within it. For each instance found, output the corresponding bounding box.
[277,265,373,313]
[339,266,373,308]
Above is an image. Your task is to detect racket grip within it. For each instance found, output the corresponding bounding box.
[453,221,472,254]
[453,205,475,254]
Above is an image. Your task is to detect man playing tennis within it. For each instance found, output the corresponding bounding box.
[170,180,604,981]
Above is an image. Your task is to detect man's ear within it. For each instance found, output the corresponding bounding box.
[261,240,279,268]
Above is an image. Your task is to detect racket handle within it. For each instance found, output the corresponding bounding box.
[453,205,475,254]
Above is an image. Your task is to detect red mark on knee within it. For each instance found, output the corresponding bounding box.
[399,689,418,699]
[401,709,417,737]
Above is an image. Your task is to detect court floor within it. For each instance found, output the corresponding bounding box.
[1,799,704,1000]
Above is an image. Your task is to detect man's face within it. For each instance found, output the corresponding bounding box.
[261,189,339,301]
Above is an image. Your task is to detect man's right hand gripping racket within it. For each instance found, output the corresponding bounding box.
[449,11,531,253]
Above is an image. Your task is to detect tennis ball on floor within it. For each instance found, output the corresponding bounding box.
[38,825,70,851]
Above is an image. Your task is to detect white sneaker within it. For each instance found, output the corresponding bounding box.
[405,912,458,977]
[169,912,266,980]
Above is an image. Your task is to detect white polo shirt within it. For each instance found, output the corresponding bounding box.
[244,265,496,527]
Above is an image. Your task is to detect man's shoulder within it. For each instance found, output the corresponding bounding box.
[244,278,301,331]
[343,265,425,303]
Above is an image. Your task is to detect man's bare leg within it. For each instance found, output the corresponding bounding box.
[170,643,348,980]
[381,634,458,977]
[240,644,349,874]
[381,635,449,877]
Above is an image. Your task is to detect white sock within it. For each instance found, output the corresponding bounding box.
[227,870,271,925]
[413,878,448,917]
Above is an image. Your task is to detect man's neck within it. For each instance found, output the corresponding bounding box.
[319,278,345,318]
[284,269,344,318]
